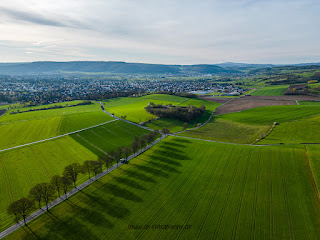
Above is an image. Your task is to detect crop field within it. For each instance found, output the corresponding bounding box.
[259,115,320,144]
[215,98,296,115]
[243,95,320,101]
[104,94,220,132]
[299,101,320,106]
[6,137,320,239]
[199,96,231,103]
[220,105,320,125]
[251,85,290,96]
[0,120,149,231]
[306,145,320,193]
[179,117,271,144]
[0,111,113,150]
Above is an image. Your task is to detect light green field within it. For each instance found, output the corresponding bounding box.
[0,111,113,150]
[6,137,320,239]
[259,115,320,144]
[104,94,220,132]
[299,101,320,106]
[251,85,289,96]
[221,105,320,125]
[0,120,149,231]
[179,117,271,144]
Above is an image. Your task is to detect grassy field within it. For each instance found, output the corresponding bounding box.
[104,94,220,132]
[251,85,289,96]
[259,115,320,144]
[221,105,320,125]
[306,145,320,193]
[5,137,320,239]
[299,101,320,106]
[0,120,149,231]
[179,117,271,144]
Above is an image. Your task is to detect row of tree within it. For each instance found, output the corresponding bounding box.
[7,131,159,224]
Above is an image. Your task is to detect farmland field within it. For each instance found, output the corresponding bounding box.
[259,115,320,144]
[179,117,271,144]
[0,120,149,231]
[5,137,320,239]
[104,94,220,132]
[251,85,290,96]
[215,98,296,115]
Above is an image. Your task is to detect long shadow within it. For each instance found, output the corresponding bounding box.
[153,150,191,160]
[148,161,182,174]
[124,169,156,183]
[149,155,182,166]
[114,176,147,191]
[161,145,185,153]
[161,141,186,148]
[100,183,143,202]
[132,164,170,178]
[172,138,192,144]
[21,225,43,240]
[77,190,130,219]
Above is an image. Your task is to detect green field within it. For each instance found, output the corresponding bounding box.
[0,102,115,150]
[251,85,289,96]
[0,120,149,231]
[6,137,320,239]
[104,94,220,132]
[179,117,271,144]
[299,101,320,106]
[259,115,320,144]
[221,105,320,125]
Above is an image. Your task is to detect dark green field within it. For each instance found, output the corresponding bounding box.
[5,137,320,239]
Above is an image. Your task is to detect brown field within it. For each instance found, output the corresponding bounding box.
[215,98,296,115]
[199,96,232,103]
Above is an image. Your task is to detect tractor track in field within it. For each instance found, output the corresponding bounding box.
[0,119,118,153]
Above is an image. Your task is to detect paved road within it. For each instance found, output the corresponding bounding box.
[0,119,118,153]
[0,134,167,239]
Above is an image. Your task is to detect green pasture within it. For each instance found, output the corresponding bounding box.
[6,137,320,239]
[221,105,320,125]
[179,117,271,144]
[251,85,289,96]
[0,120,149,231]
[104,94,220,132]
[307,145,320,193]
[299,101,320,106]
[259,115,320,144]
[0,111,113,150]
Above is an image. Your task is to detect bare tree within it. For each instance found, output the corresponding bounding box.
[140,138,147,149]
[82,160,94,180]
[29,184,44,209]
[50,175,62,197]
[161,127,170,135]
[132,139,139,154]
[7,201,20,223]
[123,146,133,160]
[16,198,35,224]
[42,183,56,211]
[103,154,113,172]
[183,122,188,130]
[61,176,72,198]
[63,163,82,187]
[116,147,123,167]
[91,161,102,178]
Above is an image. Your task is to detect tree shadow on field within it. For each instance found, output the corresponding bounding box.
[114,176,147,191]
[172,138,192,144]
[124,169,156,183]
[148,160,182,174]
[161,141,186,148]
[149,155,182,166]
[21,224,44,240]
[78,190,131,219]
[45,212,99,240]
[153,150,191,160]
[160,145,185,154]
[132,164,169,178]
[100,183,143,202]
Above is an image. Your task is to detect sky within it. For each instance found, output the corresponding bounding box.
[0,0,320,64]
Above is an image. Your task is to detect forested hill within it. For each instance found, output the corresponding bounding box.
[0,61,239,75]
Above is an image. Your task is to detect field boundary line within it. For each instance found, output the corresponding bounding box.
[0,119,118,153]
[0,134,167,239]
[304,146,320,199]
[99,102,156,132]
